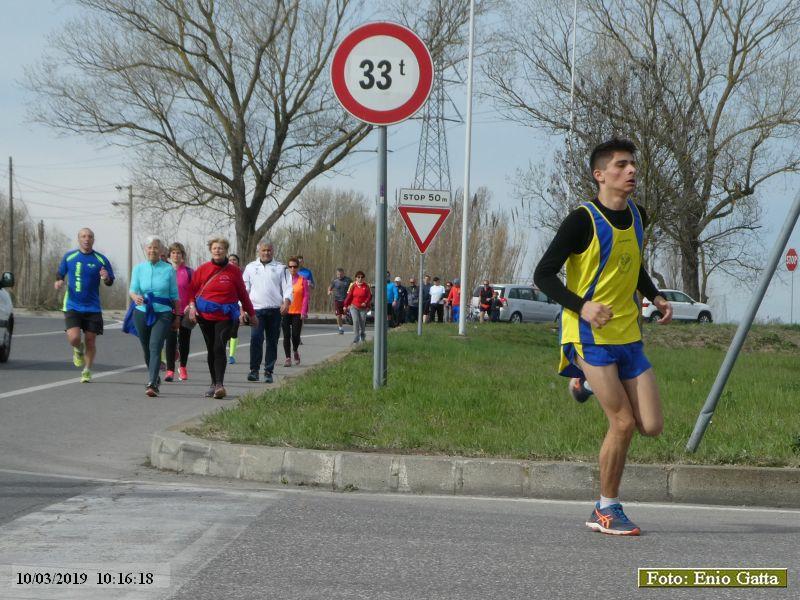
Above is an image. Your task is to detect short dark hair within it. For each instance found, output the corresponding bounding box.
[355,270,366,278]
[589,138,637,173]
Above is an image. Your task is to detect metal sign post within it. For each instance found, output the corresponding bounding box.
[331,22,434,389]
[418,253,424,336]
[787,248,797,323]
[375,127,388,387]
[687,193,800,452]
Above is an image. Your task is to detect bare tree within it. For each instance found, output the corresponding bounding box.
[485,0,800,301]
[269,186,525,311]
[26,0,484,261]
[26,0,373,260]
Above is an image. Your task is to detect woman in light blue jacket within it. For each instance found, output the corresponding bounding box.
[129,236,180,397]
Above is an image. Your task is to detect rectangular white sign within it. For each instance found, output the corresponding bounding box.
[398,188,451,207]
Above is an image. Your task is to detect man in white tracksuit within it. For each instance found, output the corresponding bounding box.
[243,241,292,384]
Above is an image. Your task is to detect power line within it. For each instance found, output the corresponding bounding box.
[13,172,118,193]
[15,154,128,168]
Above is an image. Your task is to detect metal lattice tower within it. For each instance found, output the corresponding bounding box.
[413,63,451,191]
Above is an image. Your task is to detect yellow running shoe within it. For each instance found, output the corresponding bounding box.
[73,342,85,368]
[80,368,92,383]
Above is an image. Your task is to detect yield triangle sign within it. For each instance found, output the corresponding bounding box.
[398,206,451,254]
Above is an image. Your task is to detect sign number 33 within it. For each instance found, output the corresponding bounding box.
[359,59,394,90]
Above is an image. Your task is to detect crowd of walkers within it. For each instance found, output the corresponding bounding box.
[56,229,335,399]
[55,227,477,399]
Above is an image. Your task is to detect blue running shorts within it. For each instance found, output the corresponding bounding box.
[561,341,651,380]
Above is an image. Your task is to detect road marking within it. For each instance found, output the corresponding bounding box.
[0,331,342,399]
[0,468,281,499]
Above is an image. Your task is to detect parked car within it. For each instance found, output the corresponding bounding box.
[642,288,713,323]
[470,283,561,323]
[0,271,15,362]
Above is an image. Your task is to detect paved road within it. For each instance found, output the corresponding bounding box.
[0,470,797,600]
[1,316,353,478]
[0,316,797,599]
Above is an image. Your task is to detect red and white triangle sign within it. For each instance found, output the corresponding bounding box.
[398,206,451,254]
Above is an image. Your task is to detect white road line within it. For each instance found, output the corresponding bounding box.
[0,468,281,499]
[0,331,342,399]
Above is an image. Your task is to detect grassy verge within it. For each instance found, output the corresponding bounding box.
[192,322,800,467]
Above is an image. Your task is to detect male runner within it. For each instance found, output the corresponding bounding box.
[327,268,352,334]
[55,228,115,382]
[534,138,672,536]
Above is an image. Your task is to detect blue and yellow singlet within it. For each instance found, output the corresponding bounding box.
[558,199,644,374]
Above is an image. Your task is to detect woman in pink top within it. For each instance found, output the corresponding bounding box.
[283,256,309,366]
[165,242,193,382]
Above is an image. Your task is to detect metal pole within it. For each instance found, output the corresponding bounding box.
[686,190,800,452]
[8,157,13,275]
[458,0,476,336]
[567,0,578,205]
[418,253,424,336]
[373,126,388,389]
[127,185,134,283]
[792,270,794,324]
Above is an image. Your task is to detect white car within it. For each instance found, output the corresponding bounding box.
[0,271,14,362]
[642,288,713,323]
[470,283,561,323]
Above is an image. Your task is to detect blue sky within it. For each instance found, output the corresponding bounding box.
[2,1,800,323]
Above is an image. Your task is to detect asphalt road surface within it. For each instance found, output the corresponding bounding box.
[0,316,797,599]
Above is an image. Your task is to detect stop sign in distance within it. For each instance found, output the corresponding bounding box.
[787,248,798,272]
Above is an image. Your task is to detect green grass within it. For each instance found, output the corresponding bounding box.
[192,322,800,467]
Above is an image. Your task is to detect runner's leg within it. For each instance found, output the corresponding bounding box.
[621,368,664,437]
[83,331,98,370]
[281,315,291,358]
[66,327,82,350]
[576,356,636,499]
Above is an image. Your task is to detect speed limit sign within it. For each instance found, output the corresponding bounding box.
[331,22,434,125]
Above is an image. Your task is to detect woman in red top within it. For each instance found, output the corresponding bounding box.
[343,270,372,344]
[187,238,257,399]
[283,257,309,366]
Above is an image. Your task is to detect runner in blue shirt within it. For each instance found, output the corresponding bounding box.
[296,255,314,345]
[296,255,315,288]
[55,228,115,382]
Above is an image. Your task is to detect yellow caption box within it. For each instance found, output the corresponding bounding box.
[638,568,787,588]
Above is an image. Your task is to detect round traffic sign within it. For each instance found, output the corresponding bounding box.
[331,22,434,126]
[787,248,798,272]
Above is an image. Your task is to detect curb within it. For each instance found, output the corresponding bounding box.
[149,431,800,508]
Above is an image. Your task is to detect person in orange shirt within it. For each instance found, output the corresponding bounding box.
[447,278,462,323]
[283,256,309,366]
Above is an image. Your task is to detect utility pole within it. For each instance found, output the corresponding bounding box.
[113,185,134,281]
[458,0,476,336]
[8,157,13,275]
[37,220,44,307]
